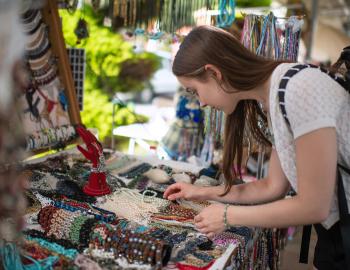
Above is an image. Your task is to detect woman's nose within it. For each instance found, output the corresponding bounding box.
[199,101,207,107]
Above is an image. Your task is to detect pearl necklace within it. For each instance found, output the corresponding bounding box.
[98,188,170,226]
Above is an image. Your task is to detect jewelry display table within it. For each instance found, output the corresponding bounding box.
[22,149,286,269]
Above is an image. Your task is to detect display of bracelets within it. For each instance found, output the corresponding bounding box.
[105,228,172,269]
[118,163,152,179]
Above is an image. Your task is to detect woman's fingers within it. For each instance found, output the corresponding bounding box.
[198,227,211,234]
[163,183,182,198]
[168,192,184,201]
[206,232,215,239]
[195,222,205,229]
[194,214,203,223]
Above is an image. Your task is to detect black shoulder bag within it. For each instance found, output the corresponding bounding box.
[277,62,350,269]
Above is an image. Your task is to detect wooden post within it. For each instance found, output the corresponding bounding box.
[41,0,81,125]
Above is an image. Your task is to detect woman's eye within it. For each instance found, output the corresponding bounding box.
[185,88,197,95]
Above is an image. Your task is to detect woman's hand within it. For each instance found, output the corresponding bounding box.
[163,182,204,201]
[194,203,227,238]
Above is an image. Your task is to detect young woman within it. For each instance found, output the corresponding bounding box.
[163,25,350,269]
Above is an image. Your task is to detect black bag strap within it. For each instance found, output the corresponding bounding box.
[278,63,350,267]
[338,165,350,269]
[298,224,312,263]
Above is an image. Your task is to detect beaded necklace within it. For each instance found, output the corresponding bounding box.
[281,16,303,61]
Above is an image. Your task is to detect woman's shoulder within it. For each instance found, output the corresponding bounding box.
[271,62,345,95]
[270,62,298,90]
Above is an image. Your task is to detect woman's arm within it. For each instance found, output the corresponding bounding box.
[195,127,337,235]
[227,127,337,227]
[202,149,290,204]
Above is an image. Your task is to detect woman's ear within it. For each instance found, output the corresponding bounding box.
[204,64,222,81]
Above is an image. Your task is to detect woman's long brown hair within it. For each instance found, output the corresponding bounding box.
[172,25,288,195]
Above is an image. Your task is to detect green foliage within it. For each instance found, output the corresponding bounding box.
[60,5,157,141]
[236,0,272,7]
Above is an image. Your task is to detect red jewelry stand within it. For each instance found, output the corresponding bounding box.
[76,126,111,196]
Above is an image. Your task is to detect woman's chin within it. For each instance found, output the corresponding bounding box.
[223,108,234,115]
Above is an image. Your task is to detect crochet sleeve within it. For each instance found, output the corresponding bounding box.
[284,68,348,139]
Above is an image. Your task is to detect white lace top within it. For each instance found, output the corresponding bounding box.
[269,63,350,229]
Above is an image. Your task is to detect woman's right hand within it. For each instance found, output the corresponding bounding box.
[163,182,204,201]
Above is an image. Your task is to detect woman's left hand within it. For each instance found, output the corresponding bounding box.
[194,203,227,238]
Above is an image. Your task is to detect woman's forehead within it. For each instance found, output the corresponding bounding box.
[177,76,196,86]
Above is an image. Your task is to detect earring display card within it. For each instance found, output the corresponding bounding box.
[67,48,85,111]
